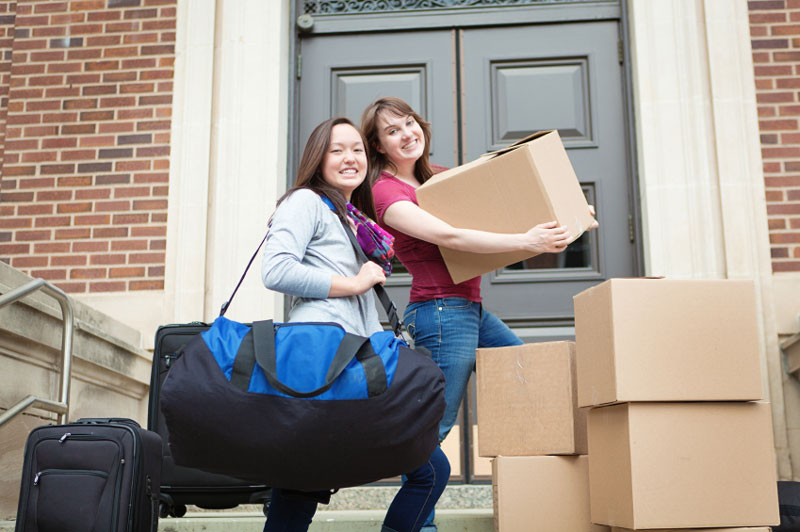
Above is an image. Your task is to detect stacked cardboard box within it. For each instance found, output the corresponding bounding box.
[575,279,779,530]
[476,342,607,532]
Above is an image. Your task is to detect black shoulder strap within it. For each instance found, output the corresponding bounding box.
[336,216,403,337]
[219,208,405,338]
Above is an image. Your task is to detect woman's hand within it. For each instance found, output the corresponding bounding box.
[329,261,386,297]
[587,204,599,230]
[353,261,386,293]
[521,221,571,254]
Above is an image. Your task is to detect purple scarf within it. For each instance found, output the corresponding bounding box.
[346,203,395,276]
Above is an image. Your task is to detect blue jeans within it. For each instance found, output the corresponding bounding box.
[382,446,450,532]
[263,489,318,532]
[404,298,523,443]
[404,298,522,530]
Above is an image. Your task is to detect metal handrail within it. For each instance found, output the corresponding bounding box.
[0,278,74,427]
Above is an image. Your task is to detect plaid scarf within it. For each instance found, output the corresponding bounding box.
[320,196,395,276]
[346,203,395,276]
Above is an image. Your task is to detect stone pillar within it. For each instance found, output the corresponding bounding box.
[628,0,791,477]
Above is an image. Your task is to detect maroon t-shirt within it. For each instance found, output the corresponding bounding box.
[372,171,482,303]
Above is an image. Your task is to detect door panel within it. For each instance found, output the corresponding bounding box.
[461,22,634,323]
[297,30,456,312]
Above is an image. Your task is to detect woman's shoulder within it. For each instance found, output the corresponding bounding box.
[281,188,324,210]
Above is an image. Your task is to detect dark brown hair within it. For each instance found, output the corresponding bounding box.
[276,117,376,222]
[360,97,433,186]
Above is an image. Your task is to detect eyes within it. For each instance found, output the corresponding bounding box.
[329,146,364,154]
[387,117,416,136]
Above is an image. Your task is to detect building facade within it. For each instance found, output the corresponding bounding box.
[1,0,799,479]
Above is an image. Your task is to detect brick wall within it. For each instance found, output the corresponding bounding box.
[750,0,800,272]
[0,0,175,293]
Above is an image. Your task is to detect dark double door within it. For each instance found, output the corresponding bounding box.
[294,4,637,480]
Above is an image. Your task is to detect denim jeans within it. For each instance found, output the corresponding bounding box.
[404,297,523,443]
[263,488,318,532]
[382,446,450,532]
[404,297,522,530]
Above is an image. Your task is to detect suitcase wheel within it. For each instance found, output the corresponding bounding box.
[159,501,187,518]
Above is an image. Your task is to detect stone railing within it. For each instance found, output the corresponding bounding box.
[0,262,151,519]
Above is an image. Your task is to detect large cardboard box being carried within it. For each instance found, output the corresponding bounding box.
[588,402,779,529]
[574,278,763,407]
[476,341,586,457]
[493,456,609,532]
[416,130,595,284]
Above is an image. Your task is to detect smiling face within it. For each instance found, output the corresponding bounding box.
[321,123,368,201]
[375,111,425,170]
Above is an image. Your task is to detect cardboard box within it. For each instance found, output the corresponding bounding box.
[476,341,587,457]
[588,402,779,529]
[493,456,609,532]
[573,278,763,407]
[611,528,771,532]
[416,130,595,284]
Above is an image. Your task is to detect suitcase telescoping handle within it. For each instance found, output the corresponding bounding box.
[76,417,140,427]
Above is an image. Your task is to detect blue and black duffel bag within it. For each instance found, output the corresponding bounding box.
[159,227,445,492]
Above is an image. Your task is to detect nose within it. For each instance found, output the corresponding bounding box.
[343,148,356,163]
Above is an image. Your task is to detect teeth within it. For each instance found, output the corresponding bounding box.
[341,169,357,175]
[403,139,417,149]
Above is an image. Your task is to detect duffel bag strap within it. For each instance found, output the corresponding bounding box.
[230,320,388,399]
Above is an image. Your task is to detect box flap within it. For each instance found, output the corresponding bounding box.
[484,129,555,159]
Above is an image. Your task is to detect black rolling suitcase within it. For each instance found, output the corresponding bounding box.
[14,417,161,532]
[149,322,271,518]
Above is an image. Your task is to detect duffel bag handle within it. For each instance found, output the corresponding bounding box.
[231,320,388,399]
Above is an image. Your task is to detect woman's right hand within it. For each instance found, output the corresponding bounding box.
[352,261,386,294]
[522,221,571,254]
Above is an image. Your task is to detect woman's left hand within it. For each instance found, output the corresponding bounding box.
[588,204,599,230]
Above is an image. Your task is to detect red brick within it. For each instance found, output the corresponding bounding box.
[86,35,121,47]
[0,243,30,254]
[90,253,126,265]
[109,266,145,277]
[16,230,51,241]
[93,227,127,238]
[60,149,97,160]
[118,108,152,119]
[131,226,166,237]
[56,282,87,293]
[766,190,784,201]
[41,163,76,174]
[71,267,106,279]
[98,122,134,133]
[130,279,163,290]
[29,269,67,280]
[52,255,87,266]
[773,261,800,271]
[74,214,110,225]
[57,176,93,187]
[149,239,165,250]
[83,84,118,96]
[102,71,136,82]
[133,199,166,210]
[19,177,56,188]
[106,22,139,32]
[72,240,107,252]
[757,92,796,103]
[121,58,155,69]
[21,151,58,163]
[42,137,79,148]
[95,200,130,212]
[26,100,61,112]
[66,48,101,60]
[148,265,165,276]
[0,217,32,229]
[763,147,800,157]
[111,240,148,251]
[124,32,158,44]
[18,204,54,216]
[79,135,115,147]
[37,190,72,201]
[120,82,154,93]
[11,256,48,268]
[116,160,149,171]
[34,242,70,253]
[140,69,172,80]
[751,12,787,23]
[130,251,164,263]
[42,112,79,123]
[768,203,800,214]
[85,59,119,71]
[80,110,114,121]
[63,98,98,110]
[89,281,125,292]
[57,202,93,214]
[3,165,36,176]
[75,189,110,200]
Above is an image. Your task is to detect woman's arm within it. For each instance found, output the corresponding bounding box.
[381,199,573,255]
[262,190,385,298]
[328,261,386,297]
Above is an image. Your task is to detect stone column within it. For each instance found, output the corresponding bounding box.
[628,0,791,477]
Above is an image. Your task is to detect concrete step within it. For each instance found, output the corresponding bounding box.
[0,509,493,532]
[1,485,494,531]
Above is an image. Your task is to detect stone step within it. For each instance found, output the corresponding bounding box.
[0,509,494,532]
[1,485,494,531]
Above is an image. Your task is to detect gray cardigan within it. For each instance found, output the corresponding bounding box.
[261,188,383,337]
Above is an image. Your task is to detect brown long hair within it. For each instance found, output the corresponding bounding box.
[276,117,376,222]
[360,97,434,186]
